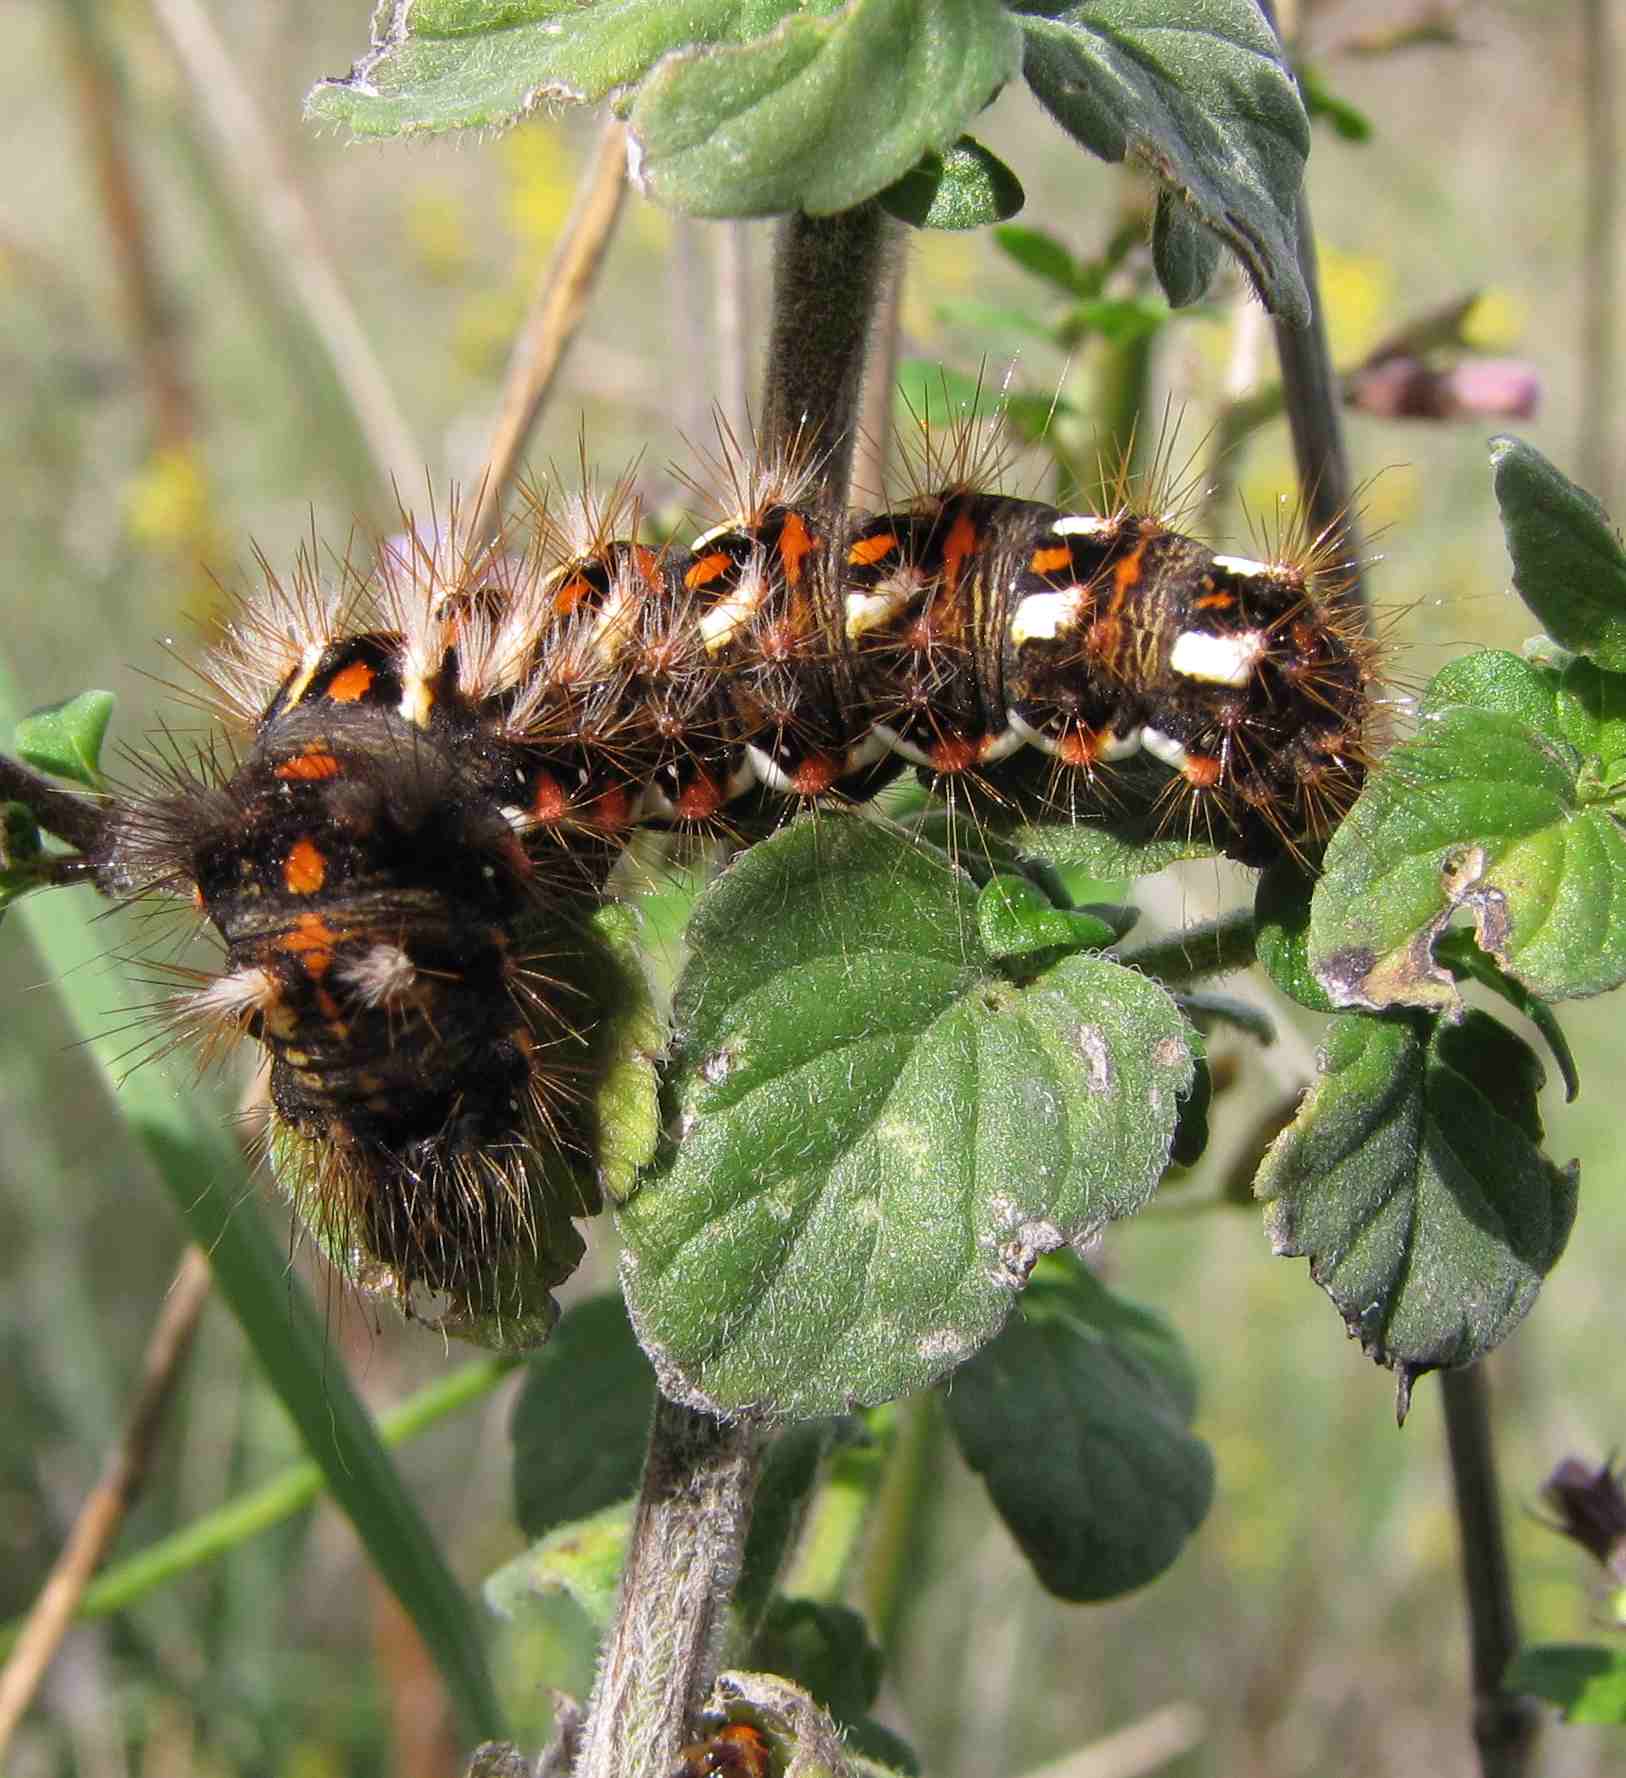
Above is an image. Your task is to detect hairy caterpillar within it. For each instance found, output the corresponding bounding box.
[86,429,1378,1327]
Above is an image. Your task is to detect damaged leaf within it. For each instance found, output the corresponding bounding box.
[1310,651,1626,1011]
[617,818,1193,1420]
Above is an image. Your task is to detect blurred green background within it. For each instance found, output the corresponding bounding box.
[3,1,1624,1774]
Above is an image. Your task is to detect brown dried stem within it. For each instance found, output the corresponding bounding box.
[468,120,630,547]
[0,1245,213,1762]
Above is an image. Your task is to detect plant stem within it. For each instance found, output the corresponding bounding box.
[762,204,893,505]
[1441,1366,1540,1778]
[0,754,105,853]
[573,199,893,1777]
[571,1398,765,1778]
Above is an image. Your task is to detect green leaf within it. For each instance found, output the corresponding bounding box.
[1256,1011,1577,1409]
[1297,62,1374,141]
[1311,653,1626,1011]
[1016,0,1310,323]
[944,1253,1213,1600]
[306,0,798,137]
[1151,187,1220,307]
[618,818,1193,1418]
[1434,931,1581,1103]
[16,689,114,788]
[751,1597,881,1726]
[993,223,1090,294]
[626,0,1024,218]
[0,802,46,918]
[484,1500,634,1634]
[1491,436,1626,671]
[974,873,1118,960]
[1254,855,1336,1012]
[878,135,1025,229]
[1504,1644,1626,1723]
[510,1294,655,1539]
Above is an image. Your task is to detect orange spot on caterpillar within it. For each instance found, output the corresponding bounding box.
[1183,753,1224,789]
[788,752,841,795]
[942,508,979,590]
[778,509,815,585]
[675,1722,771,1778]
[277,913,339,977]
[927,734,981,775]
[326,660,375,703]
[529,771,571,823]
[1112,537,1147,602]
[685,551,733,592]
[1055,729,1100,767]
[284,837,327,895]
[586,785,635,831]
[553,575,593,615]
[1029,544,1073,576]
[274,749,341,782]
[848,530,898,567]
[675,773,724,820]
[1193,589,1235,612]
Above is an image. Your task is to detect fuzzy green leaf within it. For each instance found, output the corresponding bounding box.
[1256,1011,1577,1410]
[15,689,114,788]
[1151,187,1220,306]
[1504,1644,1626,1723]
[510,1294,655,1539]
[1491,436,1626,671]
[625,0,1023,218]
[974,873,1118,960]
[944,1253,1213,1599]
[1017,0,1310,323]
[306,0,798,135]
[751,1598,881,1726]
[484,1500,634,1633]
[1311,652,1626,1011]
[1254,855,1336,1012]
[878,135,1026,230]
[993,223,1091,293]
[618,818,1193,1419]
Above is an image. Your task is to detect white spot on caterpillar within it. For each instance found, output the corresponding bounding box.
[1210,553,1277,580]
[1169,626,1267,688]
[1052,514,1116,538]
[1142,728,1191,770]
[1009,586,1087,646]
[844,565,926,640]
[1096,727,1143,761]
[339,943,416,1008]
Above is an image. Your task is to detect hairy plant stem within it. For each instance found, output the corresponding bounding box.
[571,1399,765,1778]
[1442,1366,1540,1778]
[762,204,893,505]
[574,203,893,1778]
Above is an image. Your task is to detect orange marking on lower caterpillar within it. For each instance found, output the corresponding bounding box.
[326,660,374,703]
[848,530,898,567]
[1055,729,1100,767]
[675,1722,771,1778]
[1029,544,1073,576]
[788,752,841,795]
[277,913,339,976]
[631,544,663,588]
[314,986,345,1025]
[685,550,733,592]
[675,774,724,820]
[928,734,980,775]
[274,749,342,782]
[587,785,635,830]
[1194,588,1235,611]
[942,508,979,590]
[777,509,815,585]
[284,837,327,895]
[1183,754,1224,789]
[529,771,571,823]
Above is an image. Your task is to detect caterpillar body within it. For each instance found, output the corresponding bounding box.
[90,444,1377,1328]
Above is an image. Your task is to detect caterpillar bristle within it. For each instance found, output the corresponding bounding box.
[85,410,1386,1325]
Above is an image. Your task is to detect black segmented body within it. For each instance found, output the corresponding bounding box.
[94,480,1372,1308]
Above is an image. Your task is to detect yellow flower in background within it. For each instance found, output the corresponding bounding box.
[123,443,213,555]
[404,189,474,283]
[1461,288,1525,351]
[503,123,577,265]
[1317,244,1393,365]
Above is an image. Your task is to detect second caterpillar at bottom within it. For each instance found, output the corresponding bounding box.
[91,459,1378,1327]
